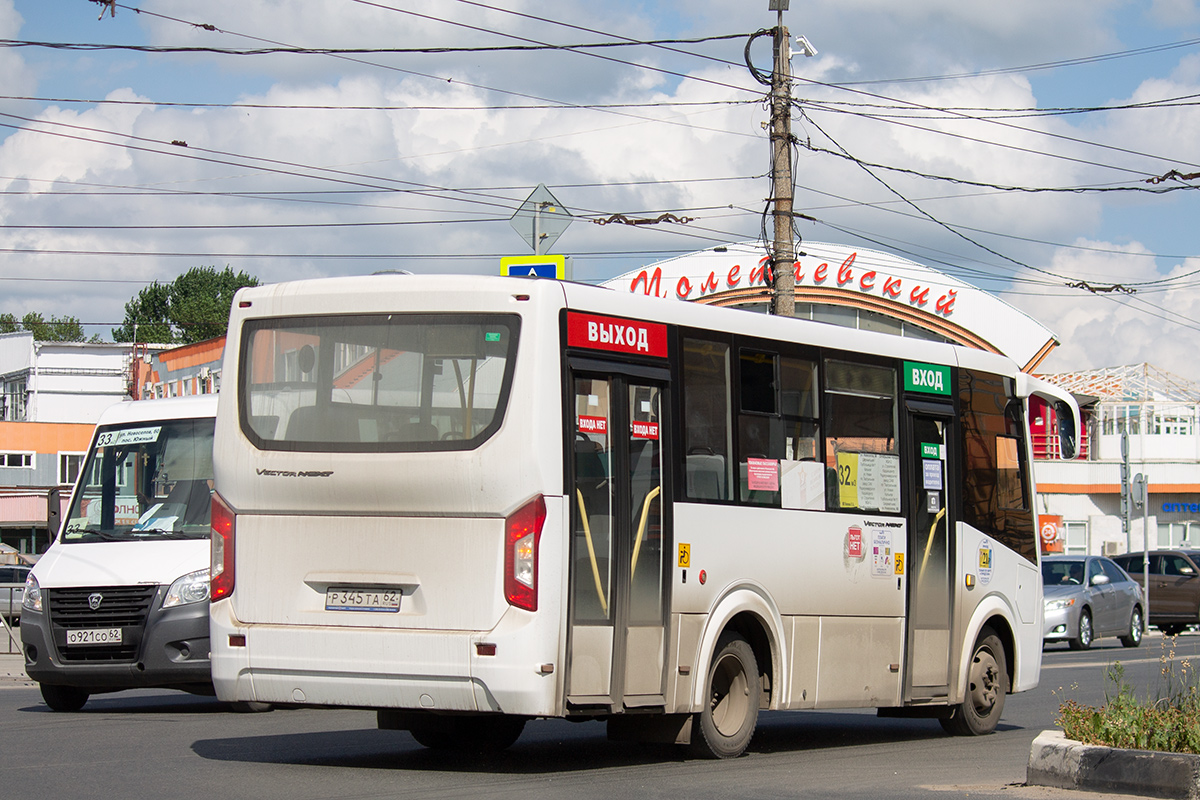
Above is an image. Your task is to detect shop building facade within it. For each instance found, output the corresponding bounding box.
[1034,364,1200,555]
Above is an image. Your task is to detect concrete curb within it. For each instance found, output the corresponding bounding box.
[1028,729,1200,799]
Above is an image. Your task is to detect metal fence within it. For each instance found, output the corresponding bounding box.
[1,584,23,654]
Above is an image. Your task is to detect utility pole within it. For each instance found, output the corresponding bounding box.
[768,0,794,317]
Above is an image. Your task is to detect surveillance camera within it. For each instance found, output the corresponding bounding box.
[795,35,818,58]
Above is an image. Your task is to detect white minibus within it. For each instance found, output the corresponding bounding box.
[22,395,217,711]
[210,274,1078,757]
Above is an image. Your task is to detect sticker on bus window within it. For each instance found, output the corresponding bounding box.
[95,426,162,449]
[746,458,779,492]
[578,415,607,435]
[922,459,943,491]
[485,332,502,342]
[631,420,659,440]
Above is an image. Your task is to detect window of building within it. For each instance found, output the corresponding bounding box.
[58,452,84,485]
[1158,521,1199,548]
[2,378,26,421]
[0,452,33,468]
[1062,521,1088,554]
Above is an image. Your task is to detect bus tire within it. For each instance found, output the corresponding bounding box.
[940,628,1006,736]
[410,715,525,752]
[694,631,760,759]
[40,683,89,712]
[229,701,274,713]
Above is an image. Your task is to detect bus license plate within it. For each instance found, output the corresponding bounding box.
[325,588,400,613]
[66,628,122,646]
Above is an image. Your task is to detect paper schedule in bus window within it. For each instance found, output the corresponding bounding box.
[837,451,900,513]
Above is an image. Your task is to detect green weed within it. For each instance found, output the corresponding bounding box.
[1055,636,1200,754]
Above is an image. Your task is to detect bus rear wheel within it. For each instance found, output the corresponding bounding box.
[694,632,760,759]
[409,715,526,752]
[940,628,1006,736]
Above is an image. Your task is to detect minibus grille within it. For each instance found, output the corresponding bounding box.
[47,585,158,662]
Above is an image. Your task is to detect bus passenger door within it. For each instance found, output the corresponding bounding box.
[567,370,670,711]
[905,405,955,701]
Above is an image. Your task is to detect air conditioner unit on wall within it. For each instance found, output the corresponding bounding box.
[1103,541,1122,556]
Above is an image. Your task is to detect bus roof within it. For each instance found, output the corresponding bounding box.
[95,395,219,427]
[230,273,1024,382]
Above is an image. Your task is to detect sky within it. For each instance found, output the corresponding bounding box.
[2,0,1200,383]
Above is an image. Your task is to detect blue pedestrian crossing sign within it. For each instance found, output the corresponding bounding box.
[501,254,567,279]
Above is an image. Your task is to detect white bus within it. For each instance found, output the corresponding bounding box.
[210,273,1078,757]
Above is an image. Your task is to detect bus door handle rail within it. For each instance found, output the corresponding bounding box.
[576,489,609,618]
[630,486,661,579]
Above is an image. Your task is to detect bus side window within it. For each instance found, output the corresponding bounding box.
[960,369,1035,562]
[681,337,734,502]
[822,359,898,513]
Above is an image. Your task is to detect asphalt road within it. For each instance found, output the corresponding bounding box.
[1,632,1195,800]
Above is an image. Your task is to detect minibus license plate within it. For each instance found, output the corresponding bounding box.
[66,628,122,646]
[325,588,400,613]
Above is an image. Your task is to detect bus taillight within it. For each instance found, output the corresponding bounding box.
[210,493,236,601]
[504,494,546,612]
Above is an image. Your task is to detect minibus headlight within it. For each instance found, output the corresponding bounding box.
[22,573,41,613]
[164,569,211,608]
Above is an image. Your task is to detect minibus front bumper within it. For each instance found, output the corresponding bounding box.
[21,599,213,691]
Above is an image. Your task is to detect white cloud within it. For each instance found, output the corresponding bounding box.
[1148,0,1200,26]
[2,0,1198,386]
[1005,242,1200,380]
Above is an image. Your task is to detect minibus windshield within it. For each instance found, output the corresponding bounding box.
[62,417,215,543]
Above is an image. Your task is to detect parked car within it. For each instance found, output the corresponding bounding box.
[1042,554,1144,650]
[1110,549,1200,635]
[0,565,31,623]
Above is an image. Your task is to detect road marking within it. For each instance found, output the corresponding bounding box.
[1042,655,1193,670]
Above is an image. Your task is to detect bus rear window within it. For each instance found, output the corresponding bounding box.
[240,313,520,452]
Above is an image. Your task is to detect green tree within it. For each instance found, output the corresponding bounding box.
[0,311,96,341]
[112,266,258,344]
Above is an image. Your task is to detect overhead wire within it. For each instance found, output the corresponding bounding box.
[4,6,1195,311]
[831,35,1200,87]
[0,32,749,57]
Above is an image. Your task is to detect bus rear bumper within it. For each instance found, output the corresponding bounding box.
[210,599,559,716]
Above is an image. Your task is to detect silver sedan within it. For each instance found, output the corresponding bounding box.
[1042,555,1144,650]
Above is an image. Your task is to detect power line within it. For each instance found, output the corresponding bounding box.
[798,111,1086,288]
[806,92,1200,120]
[90,0,767,136]
[796,135,1200,195]
[804,99,1200,177]
[796,180,1200,263]
[831,35,1200,87]
[0,33,748,57]
[0,93,751,113]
